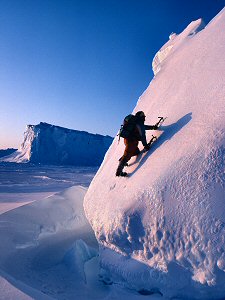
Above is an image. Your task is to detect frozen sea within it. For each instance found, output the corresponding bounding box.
[0,163,162,300]
[0,163,97,214]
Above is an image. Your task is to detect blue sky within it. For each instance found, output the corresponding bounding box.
[0,0,224,148]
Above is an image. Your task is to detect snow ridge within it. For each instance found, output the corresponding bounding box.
[84,8,225,300]
[152,18,205,75]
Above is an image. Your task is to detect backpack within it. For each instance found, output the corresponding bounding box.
[118,114,137,139]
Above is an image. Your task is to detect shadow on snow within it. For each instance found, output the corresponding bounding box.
[128,113,192,177]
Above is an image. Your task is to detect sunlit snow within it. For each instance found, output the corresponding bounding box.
[1,7,225,300]
[2,122,113,166]
[84,8,225,300]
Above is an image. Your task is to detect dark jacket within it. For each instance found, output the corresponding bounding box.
[135,121,155,146]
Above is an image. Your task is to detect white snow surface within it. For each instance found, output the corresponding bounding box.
[0,185,99,299]
[84,8,225,300]
[0,164,162,300]
[0,165,98,299]
[152,18,205,75]
[2,122,113,166]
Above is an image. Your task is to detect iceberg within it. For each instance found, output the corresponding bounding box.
[84,8,225,299]
[2,122,113,166]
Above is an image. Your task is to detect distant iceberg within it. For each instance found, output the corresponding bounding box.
[0,148,17,158]
[1,122,113,166]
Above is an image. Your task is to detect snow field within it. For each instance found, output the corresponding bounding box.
[0,185,99,299]
[0,165,162,299]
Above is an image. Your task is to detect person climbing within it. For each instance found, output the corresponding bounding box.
[116,111,158,177]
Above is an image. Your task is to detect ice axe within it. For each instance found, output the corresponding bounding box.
[148,135,157,147]
[155,116,167,128]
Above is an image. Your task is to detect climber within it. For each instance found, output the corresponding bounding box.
[116,111,158,177]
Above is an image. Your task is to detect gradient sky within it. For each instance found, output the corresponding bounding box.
[0,0,224,149]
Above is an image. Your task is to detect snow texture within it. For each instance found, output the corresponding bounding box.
[1,122,113,166]
[0,181,98,299]
[84,8,225,300]
[152,18,205,76]
[0,165,161,300]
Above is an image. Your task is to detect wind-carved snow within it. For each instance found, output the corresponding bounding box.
[84,8,225,300]
[2,122,113,166]
[152,45,174,75]
[0,185,100,299]
[152,18,205,75]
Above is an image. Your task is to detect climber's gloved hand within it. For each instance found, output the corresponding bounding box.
[144,144,150,151]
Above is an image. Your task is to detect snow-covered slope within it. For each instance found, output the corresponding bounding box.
[0,165,161,300]
[0,185,98,299]
[2,122,113,166]
[84,8,225,300]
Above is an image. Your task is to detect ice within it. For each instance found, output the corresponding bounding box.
[84,8,225,299]
[0,163,97,215]
[152,18,205,75]
[0,148,17,159]
[1,122,113,166]
[0,274,33,300]
[1,7,225,300]
[0,164,161,299]
[0,164,97,299]
[63,239,98,283]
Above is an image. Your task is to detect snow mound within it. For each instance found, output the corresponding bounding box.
[84,8,225,300]
[2,122,113,166]
[152,18,205,75]
[0,186,99,299]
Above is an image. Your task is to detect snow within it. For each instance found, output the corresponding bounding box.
[0,163,162,299]
[152,18,205,75]
[0,164,97,299]
[1,7,225,300]
[1,122,113,166]
[0,274,33,300]
[0,163,98,215]
[0,185,97,286]
[84,8,225,300]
